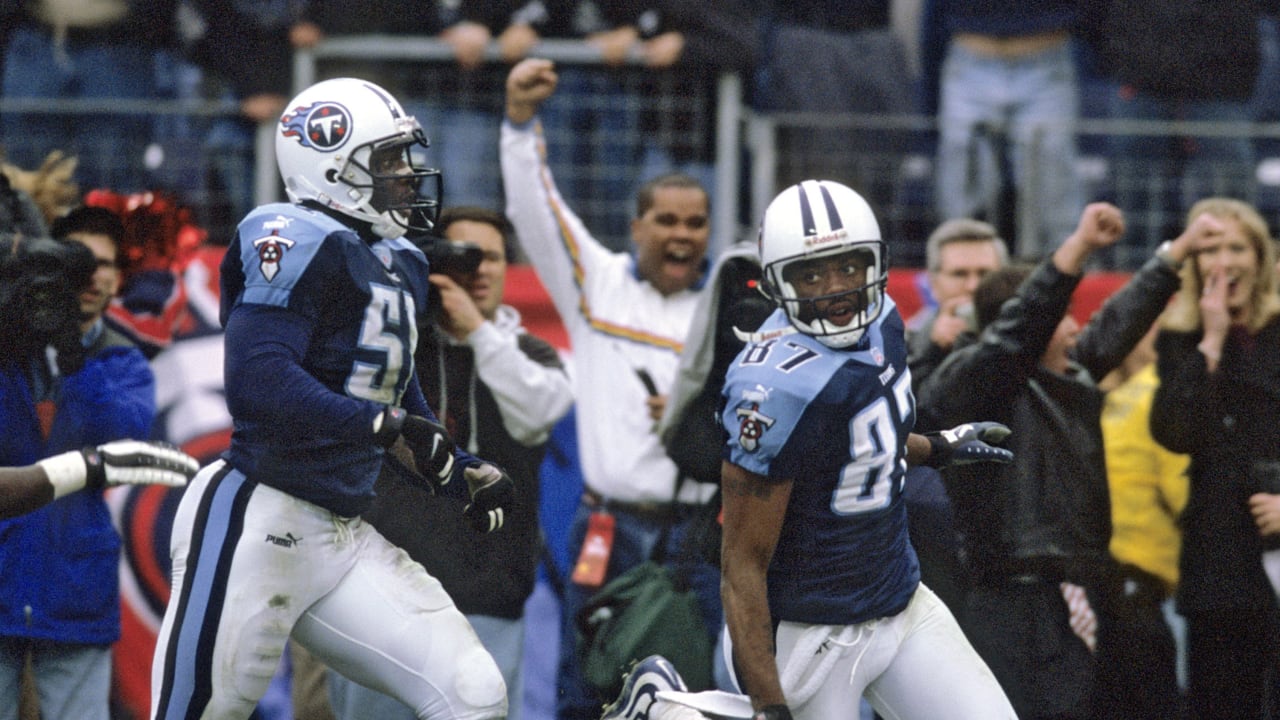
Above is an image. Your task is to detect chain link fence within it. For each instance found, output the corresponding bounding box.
[4,38,1278,271]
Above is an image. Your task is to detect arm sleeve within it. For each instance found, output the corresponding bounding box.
[400,371,432,418]
[470,323,573,445]
[224,304,383,441]
[500,118,619,332]
[1072,258,1181,382]
[1150,329,1221,454]
[906,334,955,404]
[67,347,156,446]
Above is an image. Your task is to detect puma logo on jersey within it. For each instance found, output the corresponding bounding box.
[265,532,302,548]
[742,384,771,404]
[262,215,293,232]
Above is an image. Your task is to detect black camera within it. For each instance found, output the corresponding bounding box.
[419,235,484,280]
[414,235,484,322]
[0,233,96,374]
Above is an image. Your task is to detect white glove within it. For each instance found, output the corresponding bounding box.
[37,441,199,499]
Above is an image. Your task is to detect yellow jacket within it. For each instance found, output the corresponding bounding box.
[1103,363,1190,591]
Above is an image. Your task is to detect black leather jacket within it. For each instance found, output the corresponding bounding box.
[918,256,1181,584]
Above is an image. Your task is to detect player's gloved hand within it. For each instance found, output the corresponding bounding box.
[37,441,199,499]
[752,706,794,720]
[923,421,1013,468]
[463,462,514,533]
[375,407,455,485]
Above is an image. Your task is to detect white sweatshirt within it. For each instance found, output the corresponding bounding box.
[501,117,715,505]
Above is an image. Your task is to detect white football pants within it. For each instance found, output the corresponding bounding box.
[150,461,506,720]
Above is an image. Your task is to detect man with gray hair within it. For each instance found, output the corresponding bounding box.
[906,218,1009,390]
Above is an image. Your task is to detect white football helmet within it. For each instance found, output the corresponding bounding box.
[276,77,442,238]
[758,180,888,348]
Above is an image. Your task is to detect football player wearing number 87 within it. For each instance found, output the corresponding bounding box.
[711,180,1016,720]
[149,78,513,720]
[599,181,1017,720]
[599,180,1011,720]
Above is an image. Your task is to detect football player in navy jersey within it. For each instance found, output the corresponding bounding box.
[714,180,1016,720]
[599,181,1016,720]
[149,78,514,720]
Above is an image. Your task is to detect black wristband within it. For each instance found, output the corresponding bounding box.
[81,446,107,490]
[374,407,406,447]
[921,432,952,469]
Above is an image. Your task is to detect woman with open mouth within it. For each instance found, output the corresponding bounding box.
[1149,197,1280,720]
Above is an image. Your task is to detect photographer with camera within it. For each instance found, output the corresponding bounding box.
[326,206,572,720]
[0,204,158,720]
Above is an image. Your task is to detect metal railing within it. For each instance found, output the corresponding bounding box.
[5,37,1280,270]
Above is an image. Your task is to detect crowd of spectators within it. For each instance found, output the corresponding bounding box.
[6,1,1280,266]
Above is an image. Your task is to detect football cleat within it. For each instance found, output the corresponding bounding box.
[601,655,689,720]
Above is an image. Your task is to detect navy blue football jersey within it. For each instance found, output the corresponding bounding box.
[721,299,920,625]
[219,203,432,515]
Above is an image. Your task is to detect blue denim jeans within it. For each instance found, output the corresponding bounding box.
[408,102,502,213]
[0,638,110,720]
[935,40,1082,260]
[2,25,159,192]
[555,499,722,720]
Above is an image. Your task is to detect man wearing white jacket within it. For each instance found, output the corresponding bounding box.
[503,58,720,719]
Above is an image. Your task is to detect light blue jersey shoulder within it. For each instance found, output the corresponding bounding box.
[233,203,353,308]
[722,300,910,480]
